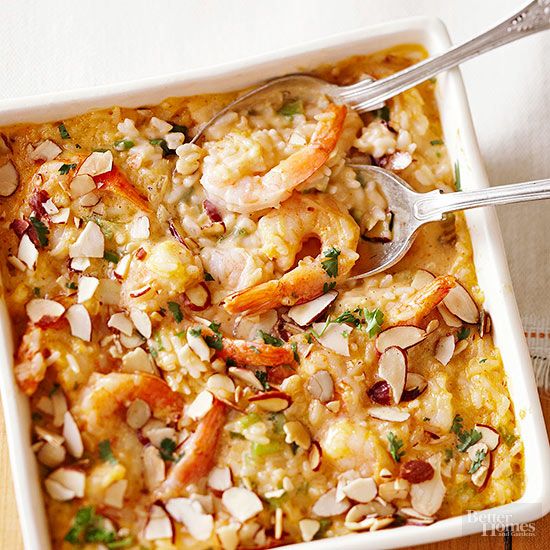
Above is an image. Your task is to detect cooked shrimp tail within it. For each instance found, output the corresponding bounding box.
[223,193,359,315]
[154,398,226,500]
[94,165,151,212]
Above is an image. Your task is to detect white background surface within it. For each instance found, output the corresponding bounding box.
[1,0,549,318]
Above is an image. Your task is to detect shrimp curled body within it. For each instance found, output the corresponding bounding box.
[223,193,360,315]
[200,104,347,214]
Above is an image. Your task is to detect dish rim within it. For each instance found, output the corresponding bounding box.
[0,15,548,550]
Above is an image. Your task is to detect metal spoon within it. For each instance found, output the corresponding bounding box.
[349,164,550,278]
[192,0,550,143]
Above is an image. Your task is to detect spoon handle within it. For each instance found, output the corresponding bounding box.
[341,0,550,112]
[414,178,550,221]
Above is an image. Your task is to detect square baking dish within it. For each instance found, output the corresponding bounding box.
[0,15,549,550]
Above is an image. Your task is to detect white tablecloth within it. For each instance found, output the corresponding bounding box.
[1,0,549,383]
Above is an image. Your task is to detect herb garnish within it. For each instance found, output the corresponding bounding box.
[430,139,444,146]
[457,326,470,341]
[29,216,49,247]
[451,414,482,452]
[204,271,215,281]
[59,163,77,175]
[65,506,132,547]
[98,439,117,464]
[258,330,283,347]
[374,105,390,122]
[33,287,41,297]
[204,321,223,350]
[58,123,70,139]
[103,250,119,264]
[278,99,303,118]
[159,438,178,462]
[321,247,340,278]
[290,341,300,363]
[114,139,134,151]
[66,282,78,290]
[387,431,405,462]
[468,448,487,474]
[149,138,173,156]
[189,327,202,337]
[323,281,336,294]
[254,370,270,390]
[167,301,183,323]
[170,123,188,135]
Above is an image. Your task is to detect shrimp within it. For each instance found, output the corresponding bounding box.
[223,193,360,315]
[73,372,183,443]
[154,398,226,501]
[200,104,347,213]
[14,325,46,396]
[93,165,151,212]
[389,275,457,326]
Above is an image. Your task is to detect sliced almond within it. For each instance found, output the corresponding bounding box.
[50,208,70,224]
[143,445,165,491]
[411,269,435,290]
[437,302,462,327]
[113,254,132,280]
[26,299,65,324]
[299,519,321,542]
[312,488,350,517]
[410,454,446,517]
[434,335,455,366]
[70,174,96,199]
[66,304,92,341]
[70,257,90,272]
[311,322,350,356]
[104,479,127,509]
[379,479,410,502]
[77,276,99,303]
[129,285,152,298]
[30,140,61,161]
[44,478,75,501]
[18,234,39,270]
[443,283,479,324]
[401,372,428,402]
[187,390,214,421]
[52,391,67,427]
[166,498,214,541]
[130,308,151,339]
[184,283,211,310]
[367,407,410,423]
[228,367,264,391]
[108,312,133,336]
[35,425,65,447]
[48,467,85,497]
[222,487,263,522]
[0,161,19,196]
[63,411,83,458]
[126,399,152,429]
[309,441,322,471]
[377,347,407,404]
[248,391,291,412]
[475,424,500,451]
[283,421,311,450]
[36,396,54,415]
[144,504,173,541]
[342,477,378,503]
[208,466,232,492]
[121,347,157,374]
[376,326,426,353]
[78,150,113,177]
[288,291,338,327]
[69,221,105,258]
[7,255,27,272]
[187,329,211,362]
[37,441,66,468]
[79,191,101,207]
[306,370,334,403]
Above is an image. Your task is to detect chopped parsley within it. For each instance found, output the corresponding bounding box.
[468,448,487,474]
[290,341,299,363]
[204,325,223,350]
[103,250,119,264]
[189,327,202,337]
[444,448,454,462]
[451,414,464,435]
[454,161,461,191]
[254,370,270,390]
[159,438,178,462]
[258,330,283,347]
[204,271,215,281]
[49,383,60,396]
[499,425,518,447]
[170,123,188,135]
[31,411,43,422]
[149,138,173,156]
[98,439,117,464]
[64,506,131,547]
[167,301,183,323]
[209,321,221,334]
[374,105,390,122]
[278,99,303,117]
[387,431,405,462]
[58,123,70,139]
[479,358,487,363]
[114,139,134,151]
[66,282,78,290]
[430,139,444,146]
[59,163,77,175]
[321,247,340,278]
[29,216,49,247]
[33,287,41,297]
[457,326,470,341]
[323,281,336,294]
[364,308,384,337]
[457,428,482,452]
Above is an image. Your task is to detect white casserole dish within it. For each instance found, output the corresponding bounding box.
[0,16,549,550]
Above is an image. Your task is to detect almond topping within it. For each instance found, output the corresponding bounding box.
[143,445,165,491]
[62,411,83,458]
[50,208,70,224]
[309,441,322,471]
[48,467,85,498]
[70,174,96,199]
[367,407,410,423]
[130,308,151,338]
[443,283,479,324]
[18,234,39,270]
[0,161,19,196]
[299,519,321,542]
[437,302,462,327]
[37,441,66,468]
[376,326,426,353]
[187,390,214,420]
[342,477,378,503]
[187,328,211,362]
[166,498,214,541]
[113,254,132,280]
[283,421,311,450]
[44,478,76,501]
[78,150,113,177]
[108,312,133,336]
[126,399,152,429]
[69,221,105,258]
[208,466,233,492]
[66,304,92,341]
[434,335,455,366]
[144,504,173,541]
[312,488,350,517]
[26,299,65,324]
[228,367,264,391]
[30,140,61,161]
[222,487,263,522]
[77,276,99,303]
[104,479,127,509]
[377,346,407,404]
[248,391,291,412]
[288,290,338,327]
[311,322,350,356]
[306,370,334,403]
[410,455,446,516]
[474,424,500,451]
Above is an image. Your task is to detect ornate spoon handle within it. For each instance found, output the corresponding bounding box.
[340,0,550,112]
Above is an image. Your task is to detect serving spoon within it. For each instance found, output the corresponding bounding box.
[191,0,550,143]
[349,165,550,278]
